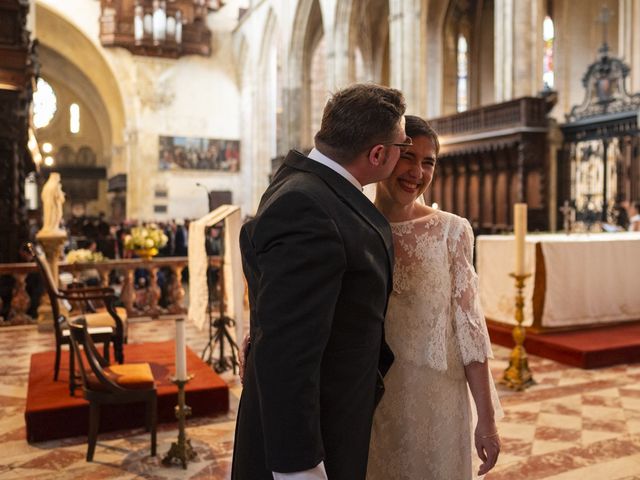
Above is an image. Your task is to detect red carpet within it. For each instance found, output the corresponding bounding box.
[25,341,229,443]
[488,321,640,369]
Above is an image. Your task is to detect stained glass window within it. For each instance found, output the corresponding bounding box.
[33,78,57,129]
[543,16,555,89]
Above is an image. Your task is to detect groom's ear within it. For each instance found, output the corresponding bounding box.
[368,144,385,167]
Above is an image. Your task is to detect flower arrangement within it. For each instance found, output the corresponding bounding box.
[124,225,169,255]
[66,249,105,264]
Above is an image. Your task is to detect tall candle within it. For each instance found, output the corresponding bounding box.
[514,203,527,275]
[175,318,187,380]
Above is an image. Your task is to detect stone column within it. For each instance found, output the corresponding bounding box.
[494,0,514,102]
[388,0,422,112]
[35,231,67,332]
[123,127,140,220]
[512,0,545,98]
[619,0,640,92]
[547,120,563,232]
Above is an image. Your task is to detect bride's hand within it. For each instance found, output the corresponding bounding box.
[474,423,501,476]
[239,334,250,384]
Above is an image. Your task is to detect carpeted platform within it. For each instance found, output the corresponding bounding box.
[488,321,640,369]
[25,341,229,443]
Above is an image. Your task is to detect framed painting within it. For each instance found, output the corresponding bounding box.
[159,136,240,172]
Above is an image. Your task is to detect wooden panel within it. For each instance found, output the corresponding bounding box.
[469,173,480,224]
[495,171,508,225]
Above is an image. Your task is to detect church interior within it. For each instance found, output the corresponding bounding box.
[1,0,640,478]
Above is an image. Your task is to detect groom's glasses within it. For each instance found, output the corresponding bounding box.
[383,137,413,153]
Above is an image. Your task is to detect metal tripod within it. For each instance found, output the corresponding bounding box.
[200,225,240,374]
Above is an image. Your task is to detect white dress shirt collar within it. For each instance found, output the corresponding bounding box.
[307,148,363,191]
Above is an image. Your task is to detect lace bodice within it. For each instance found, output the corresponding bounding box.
[386,210,493,372]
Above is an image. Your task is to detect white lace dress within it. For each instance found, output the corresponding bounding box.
[368,210,499,480]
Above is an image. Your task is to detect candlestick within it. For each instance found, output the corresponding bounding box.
[175,318,187,381]
[501,273,536,391]
[162,375,197,469]
[514,203,527,276]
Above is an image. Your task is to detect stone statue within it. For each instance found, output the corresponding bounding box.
[39,172,66,235]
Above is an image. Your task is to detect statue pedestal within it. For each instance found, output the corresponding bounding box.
[35,231,67,332]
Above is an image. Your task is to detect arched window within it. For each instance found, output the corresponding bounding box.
[33,78,57,129]
[70,103,80,134]
[543,15,555,89]
[456,35,468,112]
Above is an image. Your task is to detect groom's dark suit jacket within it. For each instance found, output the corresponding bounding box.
[231,150,395,480]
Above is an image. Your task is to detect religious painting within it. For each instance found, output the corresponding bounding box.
[158,136,240,172]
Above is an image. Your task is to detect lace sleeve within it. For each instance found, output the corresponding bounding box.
[449,218,493,365]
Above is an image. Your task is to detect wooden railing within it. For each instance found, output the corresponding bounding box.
[429,97,549,137]
[0,256,221,325]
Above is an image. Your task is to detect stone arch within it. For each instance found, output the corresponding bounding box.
[347,0,390,84]
[441,0,494,114]
[35,1,126,172]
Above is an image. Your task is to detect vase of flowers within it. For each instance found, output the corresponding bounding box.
[124,225,169,260]
[65,249,105,264]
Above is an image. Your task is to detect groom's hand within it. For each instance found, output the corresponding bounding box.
[475,429,501,476]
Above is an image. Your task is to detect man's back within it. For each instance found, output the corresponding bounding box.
[232,151,393,480]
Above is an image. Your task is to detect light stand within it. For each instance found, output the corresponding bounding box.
[199,223,240,374]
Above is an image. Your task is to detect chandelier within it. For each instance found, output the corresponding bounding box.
[99,0,225,58]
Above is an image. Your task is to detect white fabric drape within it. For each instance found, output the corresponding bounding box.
[188,205,244,343]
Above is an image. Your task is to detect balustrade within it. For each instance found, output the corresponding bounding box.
[0,256,221,325]
[430,97,548,137]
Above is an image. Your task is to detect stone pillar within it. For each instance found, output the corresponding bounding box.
[123,127,139,220]
[547,120,563,232]
[619,0,640,92]
[388,0,422,113]
[512,0,545,98]
[35,231,67,332]
[494,0,514,102]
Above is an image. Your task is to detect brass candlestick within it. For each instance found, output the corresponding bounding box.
[501,273,536,391]
[162,375,197,469]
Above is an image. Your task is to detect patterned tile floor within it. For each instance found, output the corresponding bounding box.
[1,319,639,479]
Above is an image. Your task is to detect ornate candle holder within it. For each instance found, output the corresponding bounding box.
[501,273,536,391]
[162,374,197,469]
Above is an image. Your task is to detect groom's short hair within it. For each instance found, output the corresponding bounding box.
[314,83,406,164]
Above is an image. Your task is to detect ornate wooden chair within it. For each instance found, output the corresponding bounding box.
[68,318,157,462]
[27,243,128,394]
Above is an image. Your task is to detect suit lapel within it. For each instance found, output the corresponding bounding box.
[282,151,394,273]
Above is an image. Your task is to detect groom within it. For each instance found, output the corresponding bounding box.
[232,84,408,480]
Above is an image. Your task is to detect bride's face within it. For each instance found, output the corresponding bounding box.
[377,135,437,206]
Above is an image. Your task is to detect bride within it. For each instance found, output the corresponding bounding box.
[367,116,502,479]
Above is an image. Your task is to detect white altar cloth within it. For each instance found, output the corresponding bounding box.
[476,232,640,329]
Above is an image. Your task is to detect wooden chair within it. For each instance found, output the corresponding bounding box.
[68,318,157,461]
[27,243,128,394]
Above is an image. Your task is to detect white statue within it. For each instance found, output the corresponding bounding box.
[39,172,66,235]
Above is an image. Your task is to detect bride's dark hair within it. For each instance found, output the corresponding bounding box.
[405,115,440,156]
